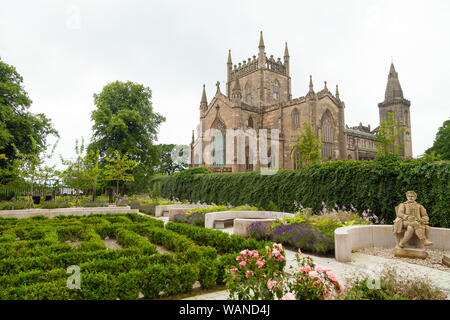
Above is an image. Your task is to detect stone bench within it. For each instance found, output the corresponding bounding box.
[155,204,198,217]
[334,225,450,262]
[205,210,294,230]
[214,218,234,229]
[234,218,277,237]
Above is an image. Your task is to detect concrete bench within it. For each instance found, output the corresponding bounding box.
[205,211,294,230]
[214,218,234,229]
[334,225,450,262]
[155,204,200,217]
[234,218,277,237]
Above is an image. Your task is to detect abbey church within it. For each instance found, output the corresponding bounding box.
[190,32,413,172]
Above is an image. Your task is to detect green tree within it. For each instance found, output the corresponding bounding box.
[154,144,188,175]
[83,149,102,201]
[60,138,86,206]
[291,123,323,168]
[13,136,46,207]
[0,58,58,184]
[103,151,138,205]
[375,112,405,157]
[87,81,165,192]
[425,119,450,160]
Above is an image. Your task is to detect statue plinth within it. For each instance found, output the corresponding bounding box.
[394,246,427,259]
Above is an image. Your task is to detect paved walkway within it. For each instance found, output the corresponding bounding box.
[152,217,450,300]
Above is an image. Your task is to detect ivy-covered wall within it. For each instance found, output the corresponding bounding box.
[150,159,450,228]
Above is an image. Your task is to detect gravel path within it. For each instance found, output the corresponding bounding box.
[356,247,450,272]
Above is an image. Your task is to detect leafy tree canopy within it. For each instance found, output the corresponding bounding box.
[0,58,58,183]
[291,122,323,168]
[154,144,188,175]
[87,81,165,191]
[425,119,450,160]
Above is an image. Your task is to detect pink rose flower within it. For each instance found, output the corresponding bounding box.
[252,251,259,259]
[303,266,311,273]
[308,271,319,278]
[236,255,243,261]
[277,255,285,261]
[230,267,237,274]
[245,270,254,278]
[256,259,265,268]
[267,279,276,291]
[282,292,295,300]
[239,261,246,268]
[316,266,324,272]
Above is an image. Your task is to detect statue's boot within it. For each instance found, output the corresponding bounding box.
[398,240,405,248]
[423,239,433,246]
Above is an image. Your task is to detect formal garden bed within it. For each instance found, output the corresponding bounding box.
[0,213,270,300]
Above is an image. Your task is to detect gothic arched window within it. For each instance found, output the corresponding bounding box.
[213,121,226,166]
[321,111,334,159]
[245,84,252,103]
[273,81,280,100]
[293,109,300,129]
[248,117,253,128]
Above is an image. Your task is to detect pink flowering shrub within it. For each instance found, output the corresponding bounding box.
[225,243,287,300]
[226,244,343,300]
[286,250,343,300]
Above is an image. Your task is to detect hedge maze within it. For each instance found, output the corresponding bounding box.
[0,213,268,299]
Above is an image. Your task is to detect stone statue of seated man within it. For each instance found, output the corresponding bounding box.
[393,190,433,249]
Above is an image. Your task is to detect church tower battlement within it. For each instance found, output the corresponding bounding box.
[226,31,292,108]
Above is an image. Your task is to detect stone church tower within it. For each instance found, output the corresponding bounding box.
[190,33,413,172]
[377,62,413,158]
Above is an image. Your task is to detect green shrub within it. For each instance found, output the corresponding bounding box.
[178,263,198,293]
[39,201,71,209]
[117,271,142,300]
[198,259,217,289]
[115,228,157,255]
[216,253,239,285]
[0,201,29,210]
[142,264,167,299]
[76,272,119,300]
[150,159,450,228]
[176,166,212,176]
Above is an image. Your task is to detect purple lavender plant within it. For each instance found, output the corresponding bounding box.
[246,222,269,241]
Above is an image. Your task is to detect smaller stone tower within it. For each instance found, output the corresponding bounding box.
[378,62,412,158]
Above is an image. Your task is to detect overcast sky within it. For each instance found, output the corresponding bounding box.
[1,0,449,164]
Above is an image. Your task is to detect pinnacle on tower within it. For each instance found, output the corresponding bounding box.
[336,84,340,100]
[227,50,232,65]
[232,76,242,100]
[309,75,314,92]
[384,62,404,103]
[324,81,328,91]
[259,31,265,49]
[200,84,207,109]
[284,42,289,58]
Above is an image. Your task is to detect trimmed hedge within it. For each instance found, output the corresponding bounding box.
[150,159,450,227]
[165,222,271,254]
